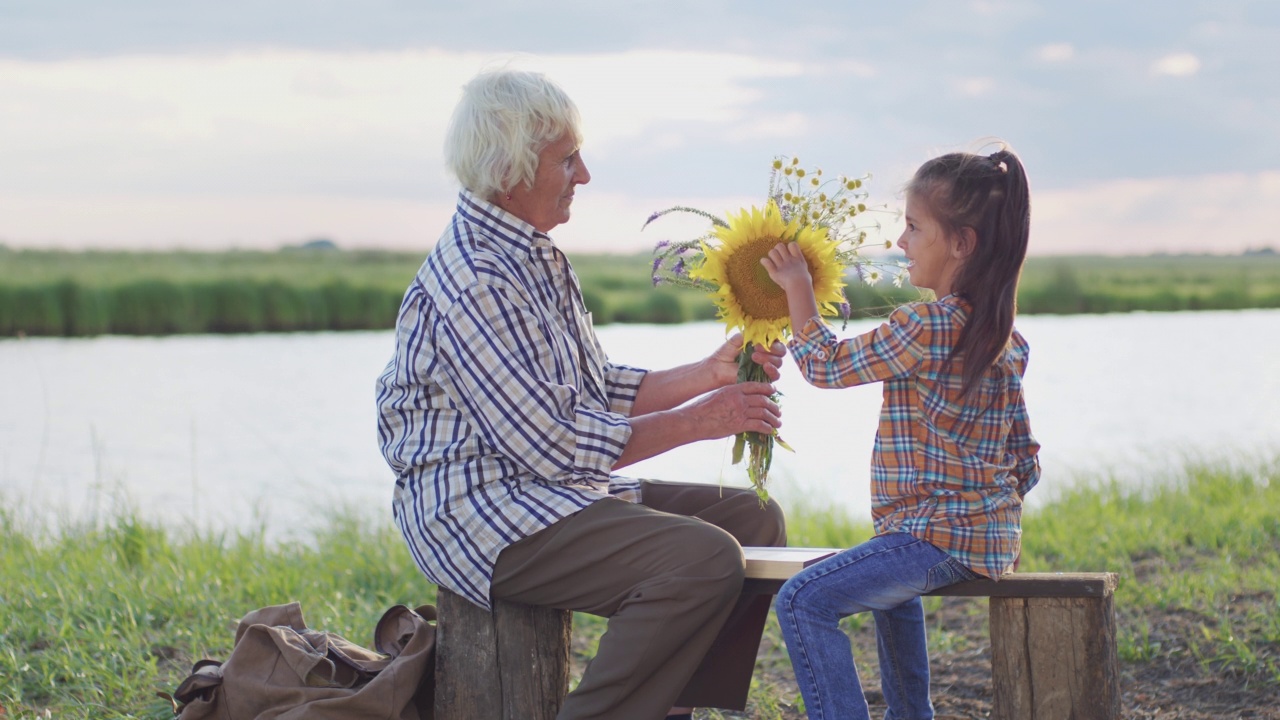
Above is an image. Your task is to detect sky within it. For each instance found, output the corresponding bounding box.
[1,0,1278,256]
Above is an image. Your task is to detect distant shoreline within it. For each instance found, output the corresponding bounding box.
[2,249,1278,336]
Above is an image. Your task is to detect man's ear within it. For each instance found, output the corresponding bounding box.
[952,227,978,259]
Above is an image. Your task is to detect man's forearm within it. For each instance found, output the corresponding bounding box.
[613,409,699,469]
[629,360,719,416]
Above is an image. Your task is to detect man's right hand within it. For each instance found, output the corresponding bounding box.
[686,381,780,440]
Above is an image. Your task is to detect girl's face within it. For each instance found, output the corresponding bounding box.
[897,192,966,298]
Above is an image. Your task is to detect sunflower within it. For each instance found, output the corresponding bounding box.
[691,201,846,349]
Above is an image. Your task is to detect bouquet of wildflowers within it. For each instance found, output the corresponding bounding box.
[643,156,894,503]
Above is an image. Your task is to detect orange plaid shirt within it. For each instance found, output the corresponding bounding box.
[788,295,1040,579]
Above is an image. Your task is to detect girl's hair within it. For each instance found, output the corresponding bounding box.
[444,69,583,202]
[906,147,1031,397]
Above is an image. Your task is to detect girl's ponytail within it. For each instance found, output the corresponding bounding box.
[907,146,1031,397]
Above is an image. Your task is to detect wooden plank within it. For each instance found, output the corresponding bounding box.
[745,570,1117,598]
[742,546,839,580]
[932,572,1117,598]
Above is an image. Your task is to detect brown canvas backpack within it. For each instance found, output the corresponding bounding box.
[166,602,435,719]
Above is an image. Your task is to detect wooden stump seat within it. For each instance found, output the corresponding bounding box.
[434,590,571,720]
[744,548,1121,720]
[433,548,1121,720]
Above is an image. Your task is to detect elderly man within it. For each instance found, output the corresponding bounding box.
[376,68,786,720]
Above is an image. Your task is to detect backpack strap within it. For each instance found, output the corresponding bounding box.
[160,659,224,713]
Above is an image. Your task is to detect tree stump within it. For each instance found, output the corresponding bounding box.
[434,588,571,720]
[987,578,1121,720]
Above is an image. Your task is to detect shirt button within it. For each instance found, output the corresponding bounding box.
[815,350,827,360]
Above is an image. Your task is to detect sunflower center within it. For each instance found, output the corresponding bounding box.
[725,236,798,320]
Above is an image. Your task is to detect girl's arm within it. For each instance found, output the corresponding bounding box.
[762,242,924,388]
[1010,401,1041,498]
[1008,333,1041,497]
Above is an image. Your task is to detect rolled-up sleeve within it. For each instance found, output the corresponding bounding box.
[789,307,926,388]
[603,362,647,416]
[433,283,632,484]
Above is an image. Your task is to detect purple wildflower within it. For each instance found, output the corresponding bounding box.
[651,256,663,286]
[654,239,670,252]
[673,258,686,276]
[646,211,661,225]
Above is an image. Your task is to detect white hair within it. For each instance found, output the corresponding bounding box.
[444,69,583,202]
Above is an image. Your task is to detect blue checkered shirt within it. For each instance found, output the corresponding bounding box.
[376,191,646,609]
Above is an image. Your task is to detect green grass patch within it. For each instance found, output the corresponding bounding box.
[2,455,1277,717]
[3,248,1279,336]
[0,504,431,719]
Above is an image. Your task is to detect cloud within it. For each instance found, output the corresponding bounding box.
[1151,52,1201,77]
[812,59,877,79]
[0,47,810,248]
[0,191,452,250]
[527,50,805,152]
[725,112,809,142]
[1036,43,1075,63]
[0,48,804,194]
[1033,171,1280,255]
[953,76,996,97]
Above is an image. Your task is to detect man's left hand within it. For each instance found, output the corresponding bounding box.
[709,333,787,385]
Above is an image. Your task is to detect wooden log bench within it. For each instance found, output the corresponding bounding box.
[433,548,1121,720]
[744,547,1122,720]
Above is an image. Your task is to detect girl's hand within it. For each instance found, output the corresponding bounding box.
[762,242,822,336]
[708,333,787,385]
[761,242,813,294]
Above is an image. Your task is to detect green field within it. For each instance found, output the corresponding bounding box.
[1,455,1277,718]
[1,246,1279,336]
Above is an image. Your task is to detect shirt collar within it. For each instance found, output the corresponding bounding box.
[938,293,973,314]
[456,189,558,260]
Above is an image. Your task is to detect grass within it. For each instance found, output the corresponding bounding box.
[1,456,1278,718]
[2,248,1279,336]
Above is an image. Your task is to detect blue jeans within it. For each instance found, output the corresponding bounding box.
[775,533,979,720]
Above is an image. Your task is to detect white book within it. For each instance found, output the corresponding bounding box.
[742,547,841,580]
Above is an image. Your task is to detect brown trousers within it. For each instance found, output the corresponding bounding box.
[490,480,787,720]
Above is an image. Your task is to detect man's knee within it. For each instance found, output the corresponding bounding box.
[671,521,746,596]
[758,494,787,545]
[721,491,787,547]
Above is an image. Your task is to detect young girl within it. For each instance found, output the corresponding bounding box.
[761,148,1040,720]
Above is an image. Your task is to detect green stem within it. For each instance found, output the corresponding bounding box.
[735,343,776,506]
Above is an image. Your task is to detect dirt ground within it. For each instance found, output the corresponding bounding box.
[748,597,1280,720]
[572,595,1280,719]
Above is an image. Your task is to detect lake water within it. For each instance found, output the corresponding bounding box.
[2,310,1278,538]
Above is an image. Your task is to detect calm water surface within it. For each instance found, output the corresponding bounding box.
[2,310,1277,537]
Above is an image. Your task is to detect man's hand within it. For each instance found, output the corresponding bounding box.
[707,333,787,386]
[685,381,781,440]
